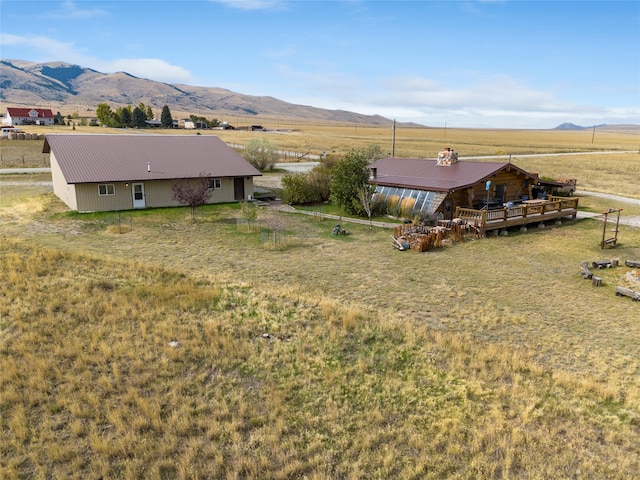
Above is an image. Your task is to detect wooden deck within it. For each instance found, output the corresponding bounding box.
[454,196,579,233]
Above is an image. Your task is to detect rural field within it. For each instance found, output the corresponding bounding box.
[1,125,640,478]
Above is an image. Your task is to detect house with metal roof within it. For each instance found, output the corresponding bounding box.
[44,134,261,212]
[3,107,54,126]
[368,150,544,220]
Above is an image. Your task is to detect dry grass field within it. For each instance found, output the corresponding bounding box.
[1,126,640,478]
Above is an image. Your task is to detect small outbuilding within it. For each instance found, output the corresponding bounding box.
[44,134,261,212]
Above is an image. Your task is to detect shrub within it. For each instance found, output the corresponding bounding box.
[244,138,279,171]
[330,151,369,216]
[307,166,332,202]
[411,209,441,226]
[282,173,318,204]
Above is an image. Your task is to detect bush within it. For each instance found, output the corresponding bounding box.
[411,210,441,226]
[282,173,318,204]
[330,151,369,216]
[244,138,279,171]
[307,166,332,202]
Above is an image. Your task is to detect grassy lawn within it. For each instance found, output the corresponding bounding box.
[1,127,639,478]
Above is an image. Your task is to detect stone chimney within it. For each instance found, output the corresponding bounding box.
[437,148,458,166]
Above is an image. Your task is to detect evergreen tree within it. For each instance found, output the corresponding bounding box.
[53,111,65,125]
[131,107,147,128]
[120,107,132,127]
[161,105,173,128]
[145,106,154,120]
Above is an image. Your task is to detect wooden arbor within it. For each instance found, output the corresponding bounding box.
[600,208,623,249]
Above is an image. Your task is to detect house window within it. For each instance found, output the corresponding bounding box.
[209,178,221,190]
[98,184,115,196]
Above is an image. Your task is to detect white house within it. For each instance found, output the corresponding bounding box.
[4,108,54,126]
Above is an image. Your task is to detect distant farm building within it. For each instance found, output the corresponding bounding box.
[3,107,54,126]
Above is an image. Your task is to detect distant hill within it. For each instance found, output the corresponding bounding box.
[554,123,587,130]
[554,122,640,133]
[0,59,400,126]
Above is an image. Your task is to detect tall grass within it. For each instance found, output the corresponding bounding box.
[2,126,639,478]
[2,238,639,478]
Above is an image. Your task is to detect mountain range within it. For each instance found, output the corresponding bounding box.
[1,59,637,131]
[0,59,396,125]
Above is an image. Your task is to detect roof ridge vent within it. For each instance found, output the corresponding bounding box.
[437,148,458,166]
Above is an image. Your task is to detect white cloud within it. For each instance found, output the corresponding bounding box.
[273,63,362,94]
[210,0,288,11]
[46,1,110,19]
[1,33,82,60]
[270,69,639,129]
[0,33,194,84]
[99,59,193,84]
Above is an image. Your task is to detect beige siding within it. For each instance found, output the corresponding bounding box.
[75,183,135,212]
[50,153,78,210]
[72,177,255,212]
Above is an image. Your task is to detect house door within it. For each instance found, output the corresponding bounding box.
[233,178,245,201]
[444,198,453,220]
[495,184,506,203]
[132,182,146,208]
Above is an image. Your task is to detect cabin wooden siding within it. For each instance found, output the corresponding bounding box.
[470,169,531,205]
[441,168,534,216]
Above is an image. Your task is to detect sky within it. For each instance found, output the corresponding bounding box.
[1,0,639,129]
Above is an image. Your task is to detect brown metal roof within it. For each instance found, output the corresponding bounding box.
[43,134,261,184]
[369,157,535,192]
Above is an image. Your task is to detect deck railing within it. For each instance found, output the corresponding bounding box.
[455,196,579,229]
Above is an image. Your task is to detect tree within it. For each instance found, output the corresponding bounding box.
[161,105,173,128]
[131,107,147,128]
[171,174,213,220]
[330,150,370,215]
[120,106,132,127]
[53,111,65,125]
[243,138,279,171]
[145,106,154,120]
[358,182,377,229]
[96,103,115,127]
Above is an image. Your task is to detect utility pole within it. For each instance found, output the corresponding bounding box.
[391,118,396,158]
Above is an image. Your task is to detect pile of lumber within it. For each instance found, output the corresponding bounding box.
[393,224,449,252]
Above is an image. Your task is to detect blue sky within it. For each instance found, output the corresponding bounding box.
[1,0,638,128]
